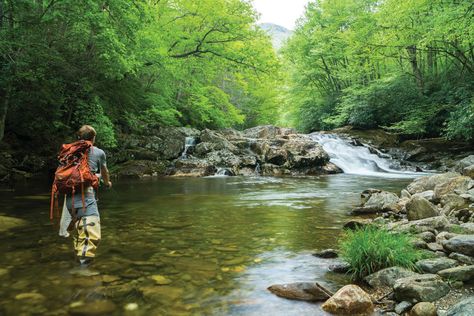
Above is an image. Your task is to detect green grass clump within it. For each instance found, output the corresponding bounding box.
[339,226,424,280]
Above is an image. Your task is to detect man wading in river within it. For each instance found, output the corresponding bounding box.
[51,125,112,265]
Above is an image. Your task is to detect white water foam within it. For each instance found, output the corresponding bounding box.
[310,133,425,178]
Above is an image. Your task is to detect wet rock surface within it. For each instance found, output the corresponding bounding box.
[267,282,333,301]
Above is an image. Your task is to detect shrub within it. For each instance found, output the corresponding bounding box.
[339,226,424,280]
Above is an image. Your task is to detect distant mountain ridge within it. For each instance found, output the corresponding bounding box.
[259,23,293,50]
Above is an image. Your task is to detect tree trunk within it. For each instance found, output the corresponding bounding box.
[0,87,9,142]
[406,45,424,92]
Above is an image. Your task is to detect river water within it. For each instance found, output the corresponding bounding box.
[0,174,412,315]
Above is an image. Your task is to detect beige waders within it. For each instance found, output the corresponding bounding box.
[73,215,101,259]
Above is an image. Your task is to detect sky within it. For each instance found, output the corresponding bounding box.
[252,0,310,30]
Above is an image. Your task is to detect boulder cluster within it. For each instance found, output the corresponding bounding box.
[113,125,340,178]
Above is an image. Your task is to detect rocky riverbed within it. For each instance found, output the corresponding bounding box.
[267,158,474,315]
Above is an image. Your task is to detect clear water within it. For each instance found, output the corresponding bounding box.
[0,175,412,315]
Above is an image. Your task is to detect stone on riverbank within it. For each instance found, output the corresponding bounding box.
[267,282,332,301]
[410,302,437,316]
[449,252,474,265]
[407,173,459,195]
[394,301,412,314]
[445,296,474,316]
[354,191,400,214]
[387,216,449,233]
[433,176,473,201]
[365,267,418,288]
[406,195,439,221]
[321,285,374,315]
[437,265,474,282]
[415,258,458,274]
[393,274,450,302]
[442,235,474,257]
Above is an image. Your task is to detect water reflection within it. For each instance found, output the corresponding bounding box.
[0,175,412,315]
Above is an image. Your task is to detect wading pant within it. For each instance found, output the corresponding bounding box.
[73,216,101,259]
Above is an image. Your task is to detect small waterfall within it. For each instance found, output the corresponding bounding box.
[214,167,232,177]
[254,162,261,176]
[181,137,196,159]
[310,133,418,177]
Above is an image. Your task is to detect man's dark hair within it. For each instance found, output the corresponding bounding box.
[77,125,97,141]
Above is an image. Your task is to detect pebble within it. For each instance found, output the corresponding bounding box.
[124,303,138,311]
[150,275,173,285]
[15,292,46,301]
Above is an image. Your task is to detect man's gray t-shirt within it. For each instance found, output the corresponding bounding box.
[66,146,107,217]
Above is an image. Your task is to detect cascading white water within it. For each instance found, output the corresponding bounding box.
[181,137,197,159]
[310,133,420,178]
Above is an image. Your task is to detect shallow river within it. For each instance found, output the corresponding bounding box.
[0,175,412,315]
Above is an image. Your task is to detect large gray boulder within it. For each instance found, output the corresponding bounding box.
[407,173,459,195]
[442,235,474,256]
[406,195,439,221]
[462,165,474,179]
[365,267,418,288]
[393,274,450,302]
[243,125,296,139]
[434,176,473,201]
[455,155,474,173]
[415,258,458,274]
[437,265,474,282]
[114,160,168,178]
[446,296,474,316]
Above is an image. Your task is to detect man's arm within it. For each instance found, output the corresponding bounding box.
[99,149,112,188]
[101,165,112,188]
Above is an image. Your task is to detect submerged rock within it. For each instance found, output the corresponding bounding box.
[69,300,117,316]
[267,282,332,301]
[393,274,450,302]
[0,215,28,232]
[321,284,374,315]
[343,219,372,230]
[313,249,338,258]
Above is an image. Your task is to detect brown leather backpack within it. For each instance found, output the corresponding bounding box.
[50,140,99,222]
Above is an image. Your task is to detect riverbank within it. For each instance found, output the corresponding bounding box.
[271,167,474,315]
